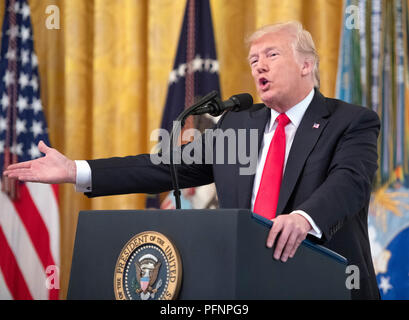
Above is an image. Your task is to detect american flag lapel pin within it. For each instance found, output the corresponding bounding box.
[313,123,320,129]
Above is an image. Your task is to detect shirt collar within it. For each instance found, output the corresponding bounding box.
[267,88,315,132]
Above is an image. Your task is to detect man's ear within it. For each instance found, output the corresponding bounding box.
[301,57,314,77]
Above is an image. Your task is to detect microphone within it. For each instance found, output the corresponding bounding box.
[168,91,253,210]
[191,93,253,116]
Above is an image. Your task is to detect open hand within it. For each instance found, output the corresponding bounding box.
[3,141,76,184]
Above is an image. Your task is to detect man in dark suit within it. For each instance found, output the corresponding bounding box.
[4,21,380,299]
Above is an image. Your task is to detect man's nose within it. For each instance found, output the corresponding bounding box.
[256,57,269,72]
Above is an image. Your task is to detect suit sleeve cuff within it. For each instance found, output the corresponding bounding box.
[291,210,323,239]
[74,160,92,193]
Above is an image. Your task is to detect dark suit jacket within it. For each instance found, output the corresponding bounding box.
[86,90,381,299]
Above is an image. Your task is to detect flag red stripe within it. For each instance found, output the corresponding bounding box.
[49,287,59,300]
[0,226,33,300]
[12,184,56,271]
[51,184,59,203]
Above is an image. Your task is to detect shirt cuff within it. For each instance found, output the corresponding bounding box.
[291,210,322,239]
[74,160,92,193]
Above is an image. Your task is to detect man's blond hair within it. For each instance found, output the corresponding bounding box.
[246,21,320,88]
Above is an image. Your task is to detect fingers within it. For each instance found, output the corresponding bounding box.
[3,161,41,183]
[5,161,32,171]
[281,233,303,262]
[288,237,304,259]
[7,173,38,182]
[272,226,290,261]
[266,215,308,262]
[3,167,37,182]
[4,141,48,173]
[266,220,282,249]
[38,140,50,154]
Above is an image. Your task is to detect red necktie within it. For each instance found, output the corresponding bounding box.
[253,113,290,220]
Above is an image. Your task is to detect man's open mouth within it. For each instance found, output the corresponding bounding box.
[259,77,269,88]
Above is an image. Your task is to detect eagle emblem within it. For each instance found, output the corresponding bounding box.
[114,231,182,300]
[135,254,162,300]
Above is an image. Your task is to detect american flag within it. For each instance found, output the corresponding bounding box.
[0,0,59,300]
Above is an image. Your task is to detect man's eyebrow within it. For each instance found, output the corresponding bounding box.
[247,53,258,60]
[263,46,279,53]
[248,46,280,60]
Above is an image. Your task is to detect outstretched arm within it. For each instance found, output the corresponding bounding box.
[3,141,76,184]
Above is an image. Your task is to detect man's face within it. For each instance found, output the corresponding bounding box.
[248,31,305,110]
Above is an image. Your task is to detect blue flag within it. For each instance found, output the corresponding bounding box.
[146,0,221,209]
[160,0,221,133]
[336,0,409,300]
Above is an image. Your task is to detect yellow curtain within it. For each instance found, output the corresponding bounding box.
[0,0,343,298]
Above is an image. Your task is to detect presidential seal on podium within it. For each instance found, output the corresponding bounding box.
[114,231,182,300]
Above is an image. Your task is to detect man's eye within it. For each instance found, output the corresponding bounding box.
[250,60,258,66]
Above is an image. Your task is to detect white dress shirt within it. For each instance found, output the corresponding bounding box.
[75,88,321,238]
[75,159,92,193]
[250,88,321,238]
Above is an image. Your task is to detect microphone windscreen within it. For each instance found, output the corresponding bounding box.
[231,93,253,111]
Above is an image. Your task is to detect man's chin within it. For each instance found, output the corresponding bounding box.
[259,92,275,106]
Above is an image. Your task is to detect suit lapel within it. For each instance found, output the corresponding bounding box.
[276,91,331,215]
[237,104,270,209]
